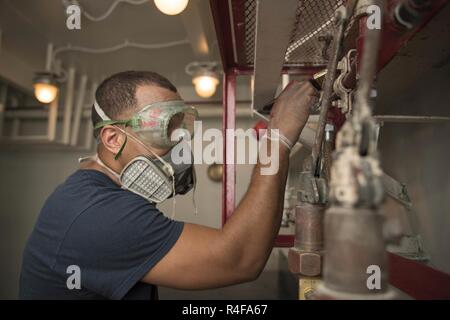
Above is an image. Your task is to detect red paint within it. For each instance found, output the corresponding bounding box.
[209,0,235,71]
[222,71,236,226]
[275,235,295,248]
[388,252,450,299]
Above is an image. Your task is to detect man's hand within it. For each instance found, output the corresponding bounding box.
[269,80,318,145]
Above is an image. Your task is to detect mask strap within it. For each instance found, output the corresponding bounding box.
[78,155,96,163]
[95,154,121,180]
[115,127,178,218]
[78,153,121,181]
[116,127,174,175]
[94,100,110,121]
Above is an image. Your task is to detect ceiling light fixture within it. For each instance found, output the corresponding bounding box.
[154,0,189,15]
[33,72,59,104]
[186,62,220,98]
[32,43,60,104]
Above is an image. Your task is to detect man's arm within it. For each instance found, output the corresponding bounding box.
[142,81,317,289]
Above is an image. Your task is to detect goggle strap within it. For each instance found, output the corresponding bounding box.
[114,135,128,161]
[94,118,138,130]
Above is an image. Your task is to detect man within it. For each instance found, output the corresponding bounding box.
[19,71,317,299]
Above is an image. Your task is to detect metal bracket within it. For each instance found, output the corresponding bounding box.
[333,49,357,114]
[298,171,328,205]
[382,173,412,209]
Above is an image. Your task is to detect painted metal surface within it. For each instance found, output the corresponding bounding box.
[222,70,236,225]
[388,253,450,299]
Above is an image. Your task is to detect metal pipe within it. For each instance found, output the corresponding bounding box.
[83,81,98,150]
[84,115,94,150]
[311,6,348,176]
[294,203,325,253]
[289,204,325,278]
[62,68,76,144]
[289,201,326,299]
[45,43,54,72]
[354,1,383,122]
[323,207,389,294]
[47,96,58,142]
[70,74,88,146]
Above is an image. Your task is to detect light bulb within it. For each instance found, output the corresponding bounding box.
[154,0,189,15]
[193,75,219,98]
[34,83,58,104]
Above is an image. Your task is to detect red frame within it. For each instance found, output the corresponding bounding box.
[221,70,236,225]
[219,67,318,246]
[210,0,450,298]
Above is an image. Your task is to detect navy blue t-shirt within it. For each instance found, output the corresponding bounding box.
[19,169,184,300]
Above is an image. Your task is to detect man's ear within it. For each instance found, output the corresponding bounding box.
[99,126,126,156]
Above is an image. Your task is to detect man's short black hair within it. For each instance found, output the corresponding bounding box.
[92,70,177,137]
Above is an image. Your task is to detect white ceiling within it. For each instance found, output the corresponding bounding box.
[0,0,220,90]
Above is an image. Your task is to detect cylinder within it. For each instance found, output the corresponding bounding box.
[323,206,389,294]
[295,203,325,252]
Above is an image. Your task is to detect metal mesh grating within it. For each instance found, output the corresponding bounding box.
[242,0,346,67]
[244,0,257,65]
[286,0,345,66]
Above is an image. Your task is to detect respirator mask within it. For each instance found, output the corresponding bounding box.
[91,99,198,206]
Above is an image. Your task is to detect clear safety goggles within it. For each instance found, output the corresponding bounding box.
[94,100,198,148]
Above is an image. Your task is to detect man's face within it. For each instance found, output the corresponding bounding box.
[108,84,182,167]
